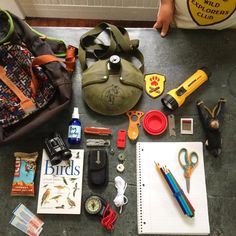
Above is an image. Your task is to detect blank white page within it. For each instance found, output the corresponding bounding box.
[136,142,210,235]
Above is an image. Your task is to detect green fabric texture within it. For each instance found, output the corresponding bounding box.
[79,22,144,116]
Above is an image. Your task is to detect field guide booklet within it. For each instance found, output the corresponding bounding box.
[37,149,84,214]
[136,142,210,235]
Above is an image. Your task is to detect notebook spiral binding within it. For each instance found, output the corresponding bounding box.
[136,143,143,233]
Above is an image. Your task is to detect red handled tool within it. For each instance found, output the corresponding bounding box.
[84,127,112,136]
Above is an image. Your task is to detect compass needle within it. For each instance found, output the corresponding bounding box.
[85,196,103,215]
[84,195,118,231]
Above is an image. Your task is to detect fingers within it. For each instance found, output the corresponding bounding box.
[153,20,162,29]
[153,1,174,38]
[153,19,169,38]
[160,22,169,37]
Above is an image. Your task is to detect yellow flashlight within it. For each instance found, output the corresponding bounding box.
[161,67,211,110]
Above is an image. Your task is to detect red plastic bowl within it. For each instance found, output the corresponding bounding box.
[142,110,167,135]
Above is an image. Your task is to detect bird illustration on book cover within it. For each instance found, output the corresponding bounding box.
[37,149,84,214]
[41,188,51,206]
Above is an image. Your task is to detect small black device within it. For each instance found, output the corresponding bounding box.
[44,132,72,165]
[88,149,109,186]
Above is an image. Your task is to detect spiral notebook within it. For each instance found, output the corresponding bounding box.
[136,142,210,235]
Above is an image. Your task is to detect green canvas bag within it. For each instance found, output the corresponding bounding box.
[78,23,144,116]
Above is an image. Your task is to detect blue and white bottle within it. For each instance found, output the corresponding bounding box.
[68,107,81,144]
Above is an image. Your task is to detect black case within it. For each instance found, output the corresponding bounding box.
[88,150,109,186]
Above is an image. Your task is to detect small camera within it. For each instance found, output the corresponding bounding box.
[44,132,72,166]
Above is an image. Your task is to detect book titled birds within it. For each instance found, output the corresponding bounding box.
[37,149,84,214]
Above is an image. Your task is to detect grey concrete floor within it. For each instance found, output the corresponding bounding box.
[0,27,236,236]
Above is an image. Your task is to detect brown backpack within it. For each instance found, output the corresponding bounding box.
[0,10,75,144]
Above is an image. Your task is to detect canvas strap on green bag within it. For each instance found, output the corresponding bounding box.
[78,22,145,116]
[78,22,144,72]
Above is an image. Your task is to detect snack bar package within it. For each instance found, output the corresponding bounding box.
[11,152,38,196]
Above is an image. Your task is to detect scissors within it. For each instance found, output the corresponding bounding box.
[178,148,199,193]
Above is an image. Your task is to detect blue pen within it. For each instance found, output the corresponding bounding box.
[170,170,195,216]
[155,162,187,215]
[167,169,193,217]
[164,168,190,216]
[166,170,190,214]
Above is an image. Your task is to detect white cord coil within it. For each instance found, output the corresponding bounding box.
[113,176,128,214]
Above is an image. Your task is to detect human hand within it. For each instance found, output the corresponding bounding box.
[153,0,174,37]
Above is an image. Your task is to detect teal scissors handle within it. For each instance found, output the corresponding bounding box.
[178,148,198,178]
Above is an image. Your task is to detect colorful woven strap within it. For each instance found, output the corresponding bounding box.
[30,54,63,96]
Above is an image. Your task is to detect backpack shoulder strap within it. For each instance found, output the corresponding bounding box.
[0,9,72,58]
[0,10,14,44]
[0,9,77,72]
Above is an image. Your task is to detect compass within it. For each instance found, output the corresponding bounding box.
[84,195,106,215]
[84,195,118,231]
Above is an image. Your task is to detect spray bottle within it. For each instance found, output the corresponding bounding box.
[68,107,81,144]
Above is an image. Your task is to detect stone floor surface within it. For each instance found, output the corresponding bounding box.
[0,27,236,236]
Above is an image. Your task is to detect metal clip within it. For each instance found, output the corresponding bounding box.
[168,114,176,136]
[86,139,111,147]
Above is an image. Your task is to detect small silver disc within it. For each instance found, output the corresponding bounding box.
[116,163,125,173]
[118,153,126,161]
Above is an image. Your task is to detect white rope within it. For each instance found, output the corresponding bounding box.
[113,176,128,214]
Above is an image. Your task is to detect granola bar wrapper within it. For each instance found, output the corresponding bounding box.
[11,152,38,196]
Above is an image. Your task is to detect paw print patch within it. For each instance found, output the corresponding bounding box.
[187,0,236,26]
[144,73,166,98]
